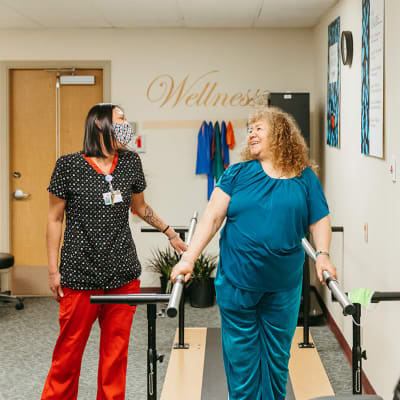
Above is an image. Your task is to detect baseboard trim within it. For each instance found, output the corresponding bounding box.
[140,286,161,294]
[325,306,376,394]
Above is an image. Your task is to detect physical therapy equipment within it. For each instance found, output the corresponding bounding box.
[91,212,198,400]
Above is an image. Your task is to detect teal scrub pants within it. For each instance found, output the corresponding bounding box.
[215,269,302,400]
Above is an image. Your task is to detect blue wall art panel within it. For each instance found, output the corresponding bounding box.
[361,0,370,154]
[361,0,384,157]
[327,17,340,148]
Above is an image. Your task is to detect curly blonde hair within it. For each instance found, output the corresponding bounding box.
[241,106,317,176]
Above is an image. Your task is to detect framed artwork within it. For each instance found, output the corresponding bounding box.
[361,0,384,157]
[327,17,340,148]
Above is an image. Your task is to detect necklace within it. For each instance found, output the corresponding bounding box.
[93,156,114,175]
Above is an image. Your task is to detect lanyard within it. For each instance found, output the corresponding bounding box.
[105,174,115,192]
[105,174,116,206]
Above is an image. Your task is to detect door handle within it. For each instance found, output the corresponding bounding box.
[13,189,30,200]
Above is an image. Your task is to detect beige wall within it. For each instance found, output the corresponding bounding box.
[0,28,316,289]
[313,0,400,397]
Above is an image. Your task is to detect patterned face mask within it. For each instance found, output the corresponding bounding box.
[112,122,134,145]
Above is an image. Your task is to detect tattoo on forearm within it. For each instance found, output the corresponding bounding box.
[144,205,163,230]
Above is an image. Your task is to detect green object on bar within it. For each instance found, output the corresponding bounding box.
[349,288,375,308]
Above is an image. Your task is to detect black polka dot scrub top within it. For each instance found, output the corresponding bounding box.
[47,150,146,290]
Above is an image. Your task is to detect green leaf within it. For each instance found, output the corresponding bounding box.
[147,248,218,282]
[192,253,218,281]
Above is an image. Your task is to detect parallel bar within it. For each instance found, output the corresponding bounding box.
[92,212,199,311]
[185,213,198,246]
[371,292,400,302]
[141,226,189,233]
[90,294,170,305]
[299,227,342,346]
[167,211,198,317]
[302,238,355,316]
[166,277,184,318]
[322,270,355,316]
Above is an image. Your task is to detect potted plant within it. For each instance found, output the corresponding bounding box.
[147,247,179,294]
[189,253,218,308]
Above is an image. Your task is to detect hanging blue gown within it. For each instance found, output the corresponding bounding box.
[195,121,210,175]
[195,121,214,200]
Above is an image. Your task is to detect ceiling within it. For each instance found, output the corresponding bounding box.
[0,0,338,29]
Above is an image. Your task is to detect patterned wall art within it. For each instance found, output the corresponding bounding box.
[327,17,340,148]
[361,0,384,157]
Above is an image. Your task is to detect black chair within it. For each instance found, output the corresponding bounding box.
[0,253,24,310]
[394,378,400,400]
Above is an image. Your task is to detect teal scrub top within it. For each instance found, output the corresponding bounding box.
[216,160,329,292]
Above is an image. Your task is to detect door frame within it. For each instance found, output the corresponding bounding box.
[0,60,111,255]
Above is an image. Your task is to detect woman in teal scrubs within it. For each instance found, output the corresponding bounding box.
[171,106,337,400]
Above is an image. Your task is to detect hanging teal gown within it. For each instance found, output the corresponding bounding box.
[212,121,224,183]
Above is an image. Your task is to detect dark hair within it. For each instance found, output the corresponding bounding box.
[83,103,120,157]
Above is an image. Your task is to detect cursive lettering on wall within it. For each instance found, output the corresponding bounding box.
[146,70,268,108]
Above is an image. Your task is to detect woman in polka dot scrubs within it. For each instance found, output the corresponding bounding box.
[42,103,187,400]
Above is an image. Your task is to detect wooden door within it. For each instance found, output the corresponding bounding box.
[9,68,103,295]
[60,69,103,155]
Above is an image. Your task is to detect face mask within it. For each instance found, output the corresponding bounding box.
[349,288,375,309]
[113,122,134,145]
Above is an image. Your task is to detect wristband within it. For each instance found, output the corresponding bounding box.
[316,251,330,258]
[168,233,178,241]
[162,225,170,234]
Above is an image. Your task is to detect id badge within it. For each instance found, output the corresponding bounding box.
[113,190,123,203]
[103,192,112,205]
[103,190,123,206]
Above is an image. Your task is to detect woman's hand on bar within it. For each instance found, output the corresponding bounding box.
[315,254,337,284]
[168,235,188,255]
[170,259,194,283]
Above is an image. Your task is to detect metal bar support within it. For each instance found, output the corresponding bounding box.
[171,212,198,348]
[352,303,363,394]
[299,255,314,348]
[147,304,157,400]
[177,230,186,348]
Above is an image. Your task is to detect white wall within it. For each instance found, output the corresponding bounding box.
[0,28,316,288]
[313,0,400,397]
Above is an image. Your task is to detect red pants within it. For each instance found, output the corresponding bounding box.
[42,279,140,400]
